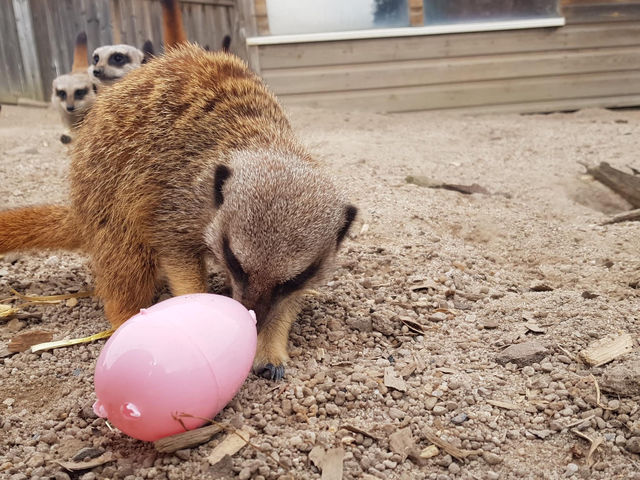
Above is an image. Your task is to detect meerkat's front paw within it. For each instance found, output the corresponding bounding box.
[255,362,285,381]
[252,332,289,381]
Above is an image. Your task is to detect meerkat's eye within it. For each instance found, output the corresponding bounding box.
[109,53,129,67]
[93,54,99,65]
[56,90,67,100]
[74,88,88,100]
[222,237,248,285]
[275,263,320,297]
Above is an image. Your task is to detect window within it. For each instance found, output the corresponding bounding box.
[265,0,409,35]
[423,0,560,25]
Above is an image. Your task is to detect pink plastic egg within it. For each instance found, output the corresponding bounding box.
[93,294,257,441]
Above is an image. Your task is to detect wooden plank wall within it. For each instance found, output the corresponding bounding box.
[0,0,239,104]
[257,1,640,113]
[0,1,25,103]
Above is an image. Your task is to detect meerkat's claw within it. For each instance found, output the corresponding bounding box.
[256,363,285,381]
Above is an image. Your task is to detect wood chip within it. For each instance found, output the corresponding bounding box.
[207,428,250,465]
[423,428,480,460]
[154,424,223,453]
[8,330,53,353]
[309,445,325,469]
[66,297,79,308]
[384,366,407,392]
[0,304,17,318]
[435,367,458,375]
[399,317,425,335]
[487,399,521,410]
[57,452,114,471]
[524,322,546,334]
[419,445,440,459]
[579,333,634,367]
[389,427,415,461]
[320,447,344,480]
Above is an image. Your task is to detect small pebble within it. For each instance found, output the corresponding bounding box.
[451,413,468,424]
[482,452,502,465]
[565,463,578,476]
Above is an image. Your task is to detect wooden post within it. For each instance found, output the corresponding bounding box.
[254,0,270,35]
[110,0,123,44]
[236,0,261,73]
[11,0,45,101]
[409,0,424,26]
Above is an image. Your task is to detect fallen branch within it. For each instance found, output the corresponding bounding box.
[581,161,640,208]
[602,208,640,225]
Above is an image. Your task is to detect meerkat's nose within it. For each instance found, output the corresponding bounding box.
[93,68,103,78]
[66,105,75,112]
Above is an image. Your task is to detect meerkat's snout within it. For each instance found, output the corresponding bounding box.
[92,67,104,78]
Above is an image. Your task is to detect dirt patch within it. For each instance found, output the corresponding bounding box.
[1,103,639,479]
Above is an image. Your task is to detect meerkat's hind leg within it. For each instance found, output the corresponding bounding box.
[253,295,302,381]
[161,255,208,296]
[93,241,159,328]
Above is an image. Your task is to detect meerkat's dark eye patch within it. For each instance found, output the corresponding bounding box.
[108,53,130,67]
[74,88,88,100]
[213,164,231,207]
[275,262,320,298]
[223,237,248,285]
[337,205,358,245]
[93,54,99,65]
[56,90,67,100]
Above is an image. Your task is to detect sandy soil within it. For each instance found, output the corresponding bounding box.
[0,103,639,480]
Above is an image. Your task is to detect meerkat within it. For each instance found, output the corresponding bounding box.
[51,32,97,143]
[89,44,146,88]
[0,44,357,381]
[89,0,183,89]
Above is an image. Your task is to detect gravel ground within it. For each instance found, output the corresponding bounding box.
[0,103,639,480]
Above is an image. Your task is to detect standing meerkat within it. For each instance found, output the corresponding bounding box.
[51,32,97,143]
[0,44,357,380]
[89,0,183,90]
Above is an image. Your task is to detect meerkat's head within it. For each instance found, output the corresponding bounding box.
[89,45,145,87]
[51,72,97,120]
[205,149,357,328]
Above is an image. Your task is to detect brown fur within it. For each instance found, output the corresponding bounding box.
[161,0,187,48]
[0,44,356,379]
[0,206,81,252]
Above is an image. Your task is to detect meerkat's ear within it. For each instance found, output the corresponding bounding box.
[214,165,232,207]
[337,205,358,246]
[142,40,154,64]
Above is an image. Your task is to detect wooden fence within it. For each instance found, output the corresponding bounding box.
[0,0,244,104]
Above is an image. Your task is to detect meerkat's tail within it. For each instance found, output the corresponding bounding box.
[0,206,82,253]
[71,31,89,73]
[161,0,187,49]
